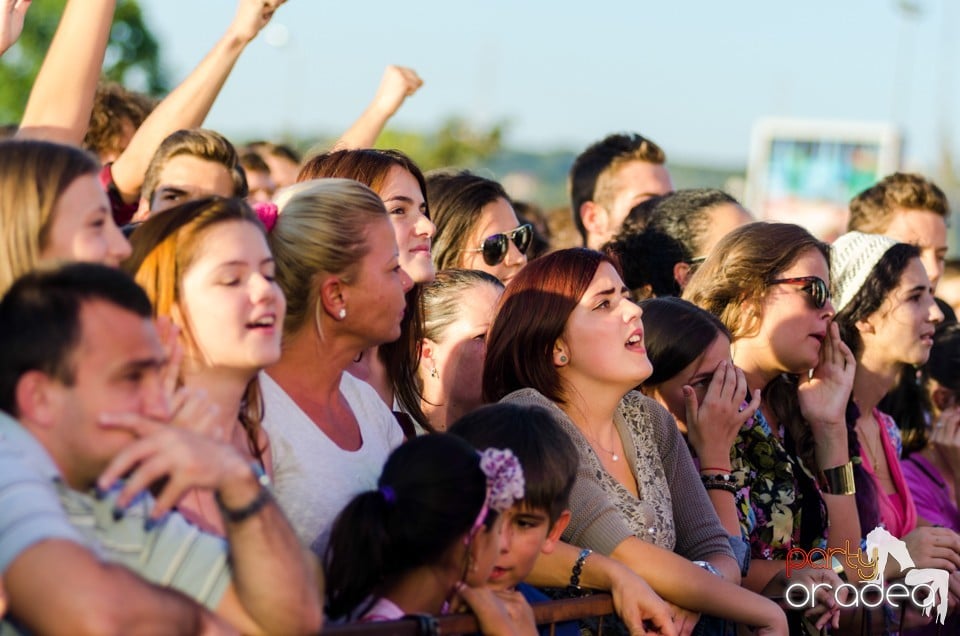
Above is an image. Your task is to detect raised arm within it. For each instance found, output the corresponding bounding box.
[333,64,423,150]
[15,0,115,143]
[109,0,285,204]
[0,0,30,57]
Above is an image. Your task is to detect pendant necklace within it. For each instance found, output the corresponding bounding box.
[584,431,621,462]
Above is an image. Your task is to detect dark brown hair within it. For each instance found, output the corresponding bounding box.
[483,247,614,404]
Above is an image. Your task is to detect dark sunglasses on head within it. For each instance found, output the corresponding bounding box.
[463,223,533,266]
[768,276,831,309]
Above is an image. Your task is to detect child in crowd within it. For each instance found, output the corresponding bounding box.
[448,403,583,636]
[324,433,531,634]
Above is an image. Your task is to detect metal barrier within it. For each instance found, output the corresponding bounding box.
[324,593,615,636]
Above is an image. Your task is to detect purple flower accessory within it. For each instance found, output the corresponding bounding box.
[479,447,525,512]
[253,201,279,232]
[378,485,396,505]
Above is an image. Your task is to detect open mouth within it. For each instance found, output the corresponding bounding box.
[246,315,276,330]
[625,330,645,351]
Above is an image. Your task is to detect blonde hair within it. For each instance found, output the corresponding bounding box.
[0,140,99,296]
[269,178,389,337]
[124,196,268,462]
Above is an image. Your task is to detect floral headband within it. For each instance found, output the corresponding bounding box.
[252,201,279,233]
[467,447,525,540]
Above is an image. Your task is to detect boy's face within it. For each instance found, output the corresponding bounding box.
[487,504,569,591]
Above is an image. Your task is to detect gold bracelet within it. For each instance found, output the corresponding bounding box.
[817,461,856,495]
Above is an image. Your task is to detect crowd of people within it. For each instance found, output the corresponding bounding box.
[3,1,960,635]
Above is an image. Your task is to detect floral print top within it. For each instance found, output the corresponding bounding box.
[731,409,828,560]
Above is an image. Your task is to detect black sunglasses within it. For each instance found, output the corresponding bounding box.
[768,276,831,309]
[462,223,533,266]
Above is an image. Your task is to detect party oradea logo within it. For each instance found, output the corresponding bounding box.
[784,527,949,625]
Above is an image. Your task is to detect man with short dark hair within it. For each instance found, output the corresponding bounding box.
[569,132,673,250]
[0,263,322,635]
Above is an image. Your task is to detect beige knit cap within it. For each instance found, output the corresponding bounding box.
[830,231,899,314]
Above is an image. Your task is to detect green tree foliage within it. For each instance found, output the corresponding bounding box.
[375,116,505,172]
[0,0,168,124]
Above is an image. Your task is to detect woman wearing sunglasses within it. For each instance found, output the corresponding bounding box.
[427,170,532,285]
[682,223,862,626]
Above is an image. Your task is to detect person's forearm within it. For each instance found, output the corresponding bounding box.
[111,28,250,201]
[15,0,115,143]
[334,103,395,151]
[609,537,784,628]
[823,492,863,580]
[7,543,205,636]
[219,472,323,635]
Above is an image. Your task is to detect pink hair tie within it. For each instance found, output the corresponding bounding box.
[253,202,279,232]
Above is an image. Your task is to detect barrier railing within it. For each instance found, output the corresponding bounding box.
[325,593,615,636]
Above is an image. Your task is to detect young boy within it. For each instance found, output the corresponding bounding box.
[450,403,662,636]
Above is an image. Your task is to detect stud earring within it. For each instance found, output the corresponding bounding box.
[559,355,568,364]
[430,366,439,379]
[338,308,346,320]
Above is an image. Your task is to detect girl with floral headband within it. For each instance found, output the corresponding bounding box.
[325,434,528,631]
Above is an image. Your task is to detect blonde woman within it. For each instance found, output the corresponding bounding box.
[0,139,129,295]
[264,178,413,556]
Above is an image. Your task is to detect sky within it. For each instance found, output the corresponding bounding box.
[141,0,959,171]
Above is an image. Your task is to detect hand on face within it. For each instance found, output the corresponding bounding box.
[683,360,760,468]
[96,408,251,520]
[797,322,855,440]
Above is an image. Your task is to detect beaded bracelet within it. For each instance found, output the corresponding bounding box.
[703,481,738,494]
[568,548,592,592]
[700,472,737,486]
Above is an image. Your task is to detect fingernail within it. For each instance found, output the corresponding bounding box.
[112,506,125,521]
[144,517,157,532]
[94,485,108,500]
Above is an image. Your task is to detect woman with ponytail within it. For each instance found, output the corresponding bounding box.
[325,433,529,633]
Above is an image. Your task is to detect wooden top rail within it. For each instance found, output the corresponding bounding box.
[325,593,615,636]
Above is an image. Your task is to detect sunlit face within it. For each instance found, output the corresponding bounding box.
[44,301,169,490]
[561,262,651,393]
[860,257,943,369]
[459,197,527,286]
[178,221,285,375]
[245,169,276,205]
[647,333,733,431]
[696,204,754,260]
[735,248,834,377]
[487,505,552,592]
[263,154,299,190]
[41,174,132,267]
[344,218,413,346]
[380,166,435,284]
[465,514,505,588]
[882,209,948,290]
[149,155,237,213]
[422,282,502,426]
[593,160,673,248]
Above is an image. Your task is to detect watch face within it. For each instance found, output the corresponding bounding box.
[692,560,721,577]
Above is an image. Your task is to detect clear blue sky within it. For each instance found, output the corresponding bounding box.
[141,0,958,170]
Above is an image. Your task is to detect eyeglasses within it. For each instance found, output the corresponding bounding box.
[462,224,533,266]
[767,276,831,309]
